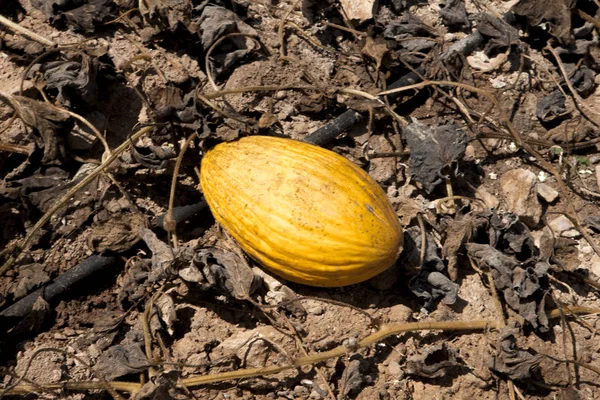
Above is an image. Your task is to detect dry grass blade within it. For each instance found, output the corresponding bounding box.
[0,14,55,47]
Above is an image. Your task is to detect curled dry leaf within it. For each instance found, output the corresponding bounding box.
[406,343,461,379]
[88,212,146,253]
[186,247,263,300]
[440,0,470,31]
[512,0,576,43]
[487,324,544,380]
[40,54,100,108]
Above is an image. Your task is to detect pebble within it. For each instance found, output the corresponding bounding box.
[387,304,412,323]
[387,361,402,377]
[475,186,499,209]
[537,183,559,203]
[548,215,580,239]
[499,168,541,228]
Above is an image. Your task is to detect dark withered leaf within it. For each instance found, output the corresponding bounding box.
[62,0,113,33]
[4,96,70,163]
[585,216,600,232]
[88,213,146,253]
[189,247,262,300]
[406,343,460,379]
[536,91,566,122]
[512,0,576,42]
[403,227,459,307]
[139,0,193,34]
[95,343,150,380]
[476,13,520,52]
[40,54,99,107]
[0,0,25,19]
[404,120,467,193]
[487,325,544,380]
[440,0,470,31]
[30,0,85,20]
[339,359,364,397]
[466,243,548,329]
[199,5,258,77]
[383,12,436,61]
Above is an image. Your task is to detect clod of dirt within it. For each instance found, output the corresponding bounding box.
[536,183,559,203]
[487,324,544,380]
[499,169,542,228]
[512,0,576,43]
[340,0,377,22]
[9,263,50,299]
[440,0,470,32]
[88,212,146,253]
[404,120,467,193]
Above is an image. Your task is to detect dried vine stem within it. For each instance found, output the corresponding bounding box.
[4,306,598,395]
[0,125,154,278]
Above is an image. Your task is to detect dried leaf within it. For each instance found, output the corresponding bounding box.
[62,0,113,33]
[190,247,262,300]
[138,228,175,282]
[476,13,520,52]
[406,343,460,379]
[10,263,50,299]
[512,0,576,42]
[487,325,544,380]
[361,37,388,71]
[40,54,100,107]
[95,343,150,380]
[339,359,364,397]
[403,227,459,307]
[440,0,470,31]
[404,120,467,193]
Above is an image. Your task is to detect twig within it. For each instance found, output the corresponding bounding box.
[0,141,30,155]
[0,15,55,47]
[165,133,197,248]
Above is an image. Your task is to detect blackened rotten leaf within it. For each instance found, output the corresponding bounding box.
[188,247,262,300]
[512,0,576,43]
[406,343,461,379]
[2,95,70,163]
[403,227,459,308]
[30,0,114,32]
[134,370,181,400]
[476,13,520,53]
[487,325,544,380]
[339,359,364,397]
[40,54,99,107]
[466,243,549,329]
[198,5,258,77]
[585,215,600,232]
[404,120,467,193]
[440,0,470,31]
[62,0,113,33]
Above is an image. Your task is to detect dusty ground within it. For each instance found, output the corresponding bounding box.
[1,0,600,399]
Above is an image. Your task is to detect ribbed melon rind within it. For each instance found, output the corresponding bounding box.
[200,136,403,287]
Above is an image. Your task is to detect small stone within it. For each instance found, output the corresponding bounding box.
[537,183,559,203]
[500,169,542,228]
[464,144,476,161]
[304,300,325,315]
[294,385,309,396]
[548,215,580,238]
[388,361,402,376]
[387,304,412,323]
[475,187,499,209]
